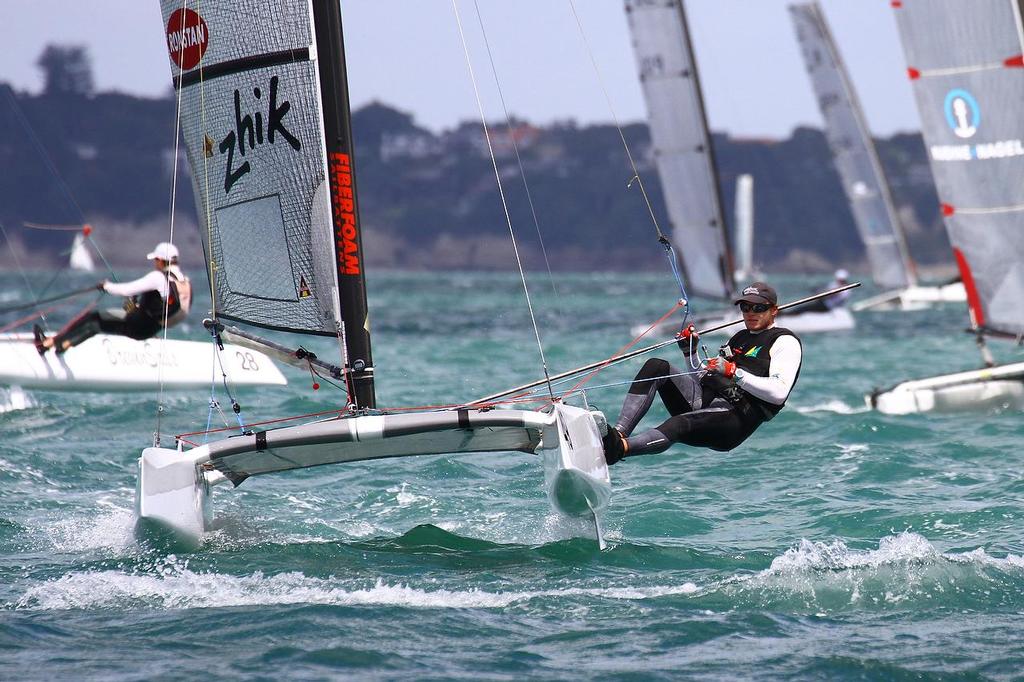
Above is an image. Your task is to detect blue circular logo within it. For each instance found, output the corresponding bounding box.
[943,89,980,138]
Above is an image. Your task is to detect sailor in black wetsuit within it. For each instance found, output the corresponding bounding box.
[35,242,192,355]
[602,281,802,463]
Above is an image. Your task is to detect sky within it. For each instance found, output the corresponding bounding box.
[1,0,921,139]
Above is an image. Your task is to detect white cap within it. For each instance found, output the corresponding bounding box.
[835,268,849,280]
[146,242,179,261]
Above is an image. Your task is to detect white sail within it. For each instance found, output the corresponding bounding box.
[892,0,1024,338]
[869,0,1024,412]
[624,0,734,300]
[790,2,916,291]
[139,0,610,546]
[733,174,754,283]
[68,233,95,272]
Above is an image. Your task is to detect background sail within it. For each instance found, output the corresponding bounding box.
[161,0,347,337]
[892,0,1024,337]
[624,0,734,300]
[791,2,916,291]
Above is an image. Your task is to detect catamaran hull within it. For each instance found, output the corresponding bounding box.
[135,405,610,548]
[541,404,610,518]
[0,333,286,390]
[867,361,1024,414]
[853,283,966,311]
[632,306,855,339]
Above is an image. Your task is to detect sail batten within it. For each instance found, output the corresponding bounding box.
[161,0,374,405]
[790,2,916,290]
[892,0,1024,338]
[624,0,734,300]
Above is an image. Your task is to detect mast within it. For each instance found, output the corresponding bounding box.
[312,0,375,409]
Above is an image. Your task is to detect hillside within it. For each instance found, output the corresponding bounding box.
[0,85,948,273]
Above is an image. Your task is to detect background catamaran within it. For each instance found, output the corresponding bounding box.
[0,84,285,390]
[624,0,854,338]
[789,1,965,312]
[137,0,611,548]
[868,0,1024,414]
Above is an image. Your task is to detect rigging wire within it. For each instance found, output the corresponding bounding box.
[451,0,555,402]
[565,0,691,317]
[155,0,193,447]
[470,0,565,318]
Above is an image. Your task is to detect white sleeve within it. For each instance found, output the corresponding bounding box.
[733,335,802,405]
[103,270,169,299]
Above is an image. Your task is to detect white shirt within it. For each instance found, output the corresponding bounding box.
[733,332,802,405]
[103,270,170,300]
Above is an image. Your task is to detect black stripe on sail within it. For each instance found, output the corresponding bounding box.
[173,48,310,89]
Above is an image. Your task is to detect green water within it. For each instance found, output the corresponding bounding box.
[1,270,1022,680]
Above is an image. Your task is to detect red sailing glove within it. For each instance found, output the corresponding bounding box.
[675,324,699,355]
[704,357,737,379]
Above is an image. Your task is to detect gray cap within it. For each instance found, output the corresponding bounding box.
[733,281,777,306]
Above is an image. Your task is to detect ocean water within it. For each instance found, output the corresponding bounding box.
[1,269,1023,680]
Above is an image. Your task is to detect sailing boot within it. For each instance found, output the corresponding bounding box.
[32,324,46,356]
[601,425,627,465]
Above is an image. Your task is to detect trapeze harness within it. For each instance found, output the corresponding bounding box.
[135,270,192,329]
[614,327,801,456]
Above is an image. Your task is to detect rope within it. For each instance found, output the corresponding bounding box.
[566,0,692,310]
[451,0,555,402]
[563,299,685,396]
[157,0,192,447]
[470,0,565,319]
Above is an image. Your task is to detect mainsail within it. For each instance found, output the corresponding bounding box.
[790,2,916,291]
[892,0,1024,338]
[162,0,374,406]
[624,0,734,300]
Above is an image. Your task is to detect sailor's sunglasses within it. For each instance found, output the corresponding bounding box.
[738,302,770,313]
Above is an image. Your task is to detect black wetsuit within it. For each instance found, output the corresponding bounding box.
[611,327,801,458]
[53,280,182,353]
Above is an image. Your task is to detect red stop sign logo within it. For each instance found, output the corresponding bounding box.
[166,8,209,71]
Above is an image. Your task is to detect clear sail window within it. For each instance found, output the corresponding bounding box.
[215,195,298,301]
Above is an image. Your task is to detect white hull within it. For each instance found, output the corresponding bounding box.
[867,361,1024,414]
[0,333,286,390]
[541,404,611,519]
[136,404,610,549]
[852,282,966,311]
[632,306,855,339]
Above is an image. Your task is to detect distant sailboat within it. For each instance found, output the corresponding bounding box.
[732,174,759,283]
[137,0,611,548]
[868,0,1024,413]
[624,0,853,336]
[789,1,965,311]
[68,230,95,272]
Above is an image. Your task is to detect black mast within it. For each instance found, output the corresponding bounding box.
[312,0,375,409]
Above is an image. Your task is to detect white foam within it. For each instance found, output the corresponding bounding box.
[16,566,700,612]
[794,400,869,415]
[45,499,136,554]
[0,386,36,413]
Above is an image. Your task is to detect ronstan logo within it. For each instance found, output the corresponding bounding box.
[219,76,301,193]
[166,8,208,71]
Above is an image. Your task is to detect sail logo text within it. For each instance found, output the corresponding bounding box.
[943,89,979,139]
[165,8,208,71]
[329,152,361,276]
[930,139,1024,162]
[219,76,300,193]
